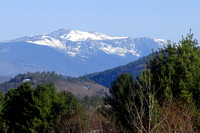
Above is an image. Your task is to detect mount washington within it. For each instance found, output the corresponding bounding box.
[0,28,167,77]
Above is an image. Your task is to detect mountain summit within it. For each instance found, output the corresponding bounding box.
[0,28,167,76]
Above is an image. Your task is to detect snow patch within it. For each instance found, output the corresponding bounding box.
[99,43,139,57]
[27,36,66,50]
[153,38,168,46]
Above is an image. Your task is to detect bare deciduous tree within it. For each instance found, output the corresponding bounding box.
[124,69,166,133]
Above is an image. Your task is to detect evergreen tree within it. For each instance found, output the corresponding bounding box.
[0,91,6,132]
[105,74,137,132]
[2,83,34,132]
[149,31,200,104]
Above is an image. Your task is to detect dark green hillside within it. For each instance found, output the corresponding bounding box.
[0,72,108,97]
[83,55,149,88]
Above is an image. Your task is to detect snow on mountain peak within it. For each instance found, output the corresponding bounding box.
[60,30,128,42]
[13,28,168,58]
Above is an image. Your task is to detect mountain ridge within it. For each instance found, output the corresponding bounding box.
[0,28,167,77]
[6,28,167,58]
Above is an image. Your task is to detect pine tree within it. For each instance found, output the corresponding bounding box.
[149,31,200,104]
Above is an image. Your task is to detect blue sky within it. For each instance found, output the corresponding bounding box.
[0,0,200,42]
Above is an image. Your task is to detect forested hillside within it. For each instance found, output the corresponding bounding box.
[0,72,108,97]
[84,55,149,88]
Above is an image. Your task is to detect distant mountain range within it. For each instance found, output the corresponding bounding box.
[0,28,167,77]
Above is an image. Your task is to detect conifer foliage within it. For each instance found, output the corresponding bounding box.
[0,82,88,133]
[149,31,200,103]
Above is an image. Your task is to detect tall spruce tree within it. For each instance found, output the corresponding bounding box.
[105,74,136,132]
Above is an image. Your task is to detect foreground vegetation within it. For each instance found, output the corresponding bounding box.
[0,83,89,132]
[0,32,200,132]
[103,32,200,132]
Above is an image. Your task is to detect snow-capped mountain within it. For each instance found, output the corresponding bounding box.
[0,28,168,77]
